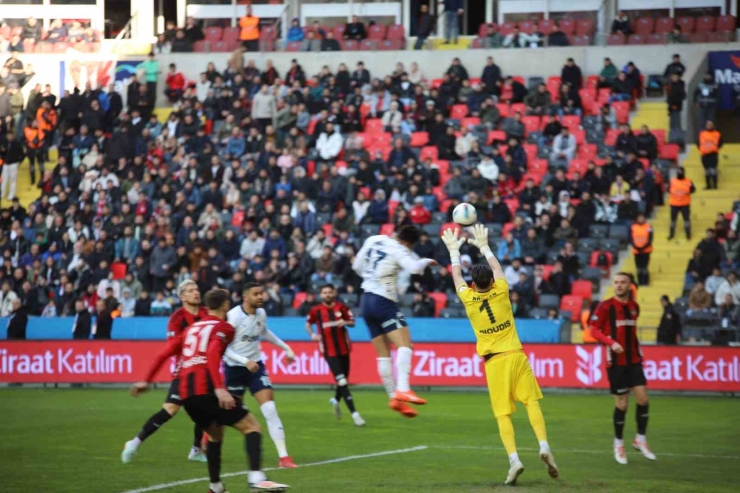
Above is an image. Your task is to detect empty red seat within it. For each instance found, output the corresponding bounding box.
[706,31,727,43]
[359,39,377,50]
[499,22,517,36]
[569,158,589,176]
[365,119,384,133]
[521,172,543,186]
[561,114,581,130]
[341,40,359,50]
[688,32,708,43]
[628,34,646,44]
[451,104,469,119]
[521,116,540,135]
[716,15,736,32]
[488,130,507,144]
[379,39,403,50]
[333,24,346,39]
[501,222,515,238]
[605,128,620,146]
[655,17,675,34]
[222,26,240,43]
[204,26,222,43]
[111,262,127,280]
[559,19,575,35]
[478,23,497,37]
[695,15,716,33]
[461,117,480,128]
[560,296,583,321]
[428,293,448,317]
[634,17,654,35]
[292,292,307,310]
[470,38,485,49]
[608,33,626,45]
[213,41,231,52]
[571,280,593,302]
[590,251,613,276]
[193,40,208,52]
[367,24,387,40]
[519,20,536,34]
[440,222,462,236]
[260,25,278,40]
[387,24,405,40]
[570,35,591,46]
[285,41,301,52]
[677,16,696,33]
[380,224,395,236]
[528,159,548,175]
[646,33,665,44]
[410,132,429,147]
[575,19,595,36]
[495,103,509,119]
[538,19,556,34]
[510,102,526,115]
[420,146,438,161]
[660,143,679,160]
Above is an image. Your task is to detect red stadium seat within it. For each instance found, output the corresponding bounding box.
[386,24,406,40]
[510,102,526,115]
[193,40,208,52]
[652,129,666,145]
[430,78,443,89]
[205,26,222,43]
[522,143,538,162]
[322,224,333,238]
[440,222,462,236]
[687,32,708,43]
[655,17,675,34]
[634,17,654,35]
[341,40,359,51]
[538,19,556,35]
[590,251,613,276]
[519,20,536,34]
[501,222,515,238]
[646,33,665,44]
[499,22,517,36]
[379,39,403,50]
[111,262,127,280]
[528,159,548,175]
[461,117,480,128]
[420,146,438,161]
[571,280,593,302]
[575,19,595,36]
[578,143,598,161]
[451,104,469,119]
[569,35,591,46]
[521,116,540,135]
[428,293,448,317]
[568,158,589,176]
[706,31,727,43]
[560,295,584,321]
[333,24,346,40]
[367,24,387,40]
[558,19,575,35]
[571,128,586,145]
[436,159,450,176]
[539,264,553,281]
[628,34,646,45]
[659,143,680,160]
[260,25,278,40]
[488,130,507,145]
[365,119,384,133]
[605,128,620,147]
[293,292,307,310]
[716,15,736,32]
[478,23,497,37]
[561,114,581,130]
[53,42,70,53]
[285,41,301,52]
[695,15,716,33]
[495,103,509,119]
[359,39,377,50]
[380,224,395,236]
[222,26,240,44]
[469,38,485,49]
[677,16,696,33]
[410,132,429,147]
[212,41,232,52]
[388,201,400,221]
[607,33,626,45]
[521,172,543,186]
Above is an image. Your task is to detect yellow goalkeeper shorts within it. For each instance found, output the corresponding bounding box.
[484,350,543,417]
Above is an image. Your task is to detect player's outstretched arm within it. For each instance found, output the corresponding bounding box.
[469,224,505,281]
[441,228,467,290]
[131,337,181,396]
[264,329,295,361]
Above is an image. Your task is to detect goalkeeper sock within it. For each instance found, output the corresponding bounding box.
[496,414,518,461]
[136,408,173,443]
[524,401,548,445]
[636,404,649,436]
[613,407,626,440]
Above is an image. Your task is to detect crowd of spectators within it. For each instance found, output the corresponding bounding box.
[0,17,101,53]
[0,40,680,326]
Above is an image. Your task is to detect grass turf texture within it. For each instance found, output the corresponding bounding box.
[1,389,739,493]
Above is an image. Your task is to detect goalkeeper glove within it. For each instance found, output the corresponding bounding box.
[441,228,466,264]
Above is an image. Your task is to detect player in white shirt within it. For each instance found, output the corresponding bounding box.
[352,225,436,418]
[224,283,298,469]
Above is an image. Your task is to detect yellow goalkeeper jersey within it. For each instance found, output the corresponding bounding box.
[457,278,522,357]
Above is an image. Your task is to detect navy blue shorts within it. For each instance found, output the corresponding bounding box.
[224,362,273,397]
[361,293,407,339]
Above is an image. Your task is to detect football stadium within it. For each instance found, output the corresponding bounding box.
[1,1,740,492]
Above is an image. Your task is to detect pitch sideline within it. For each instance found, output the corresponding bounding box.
[434,445,740,460]
[120,445,429,493]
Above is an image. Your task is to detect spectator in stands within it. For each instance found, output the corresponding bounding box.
[657,295,682,344]
[316,122,342,162]
[481,56,502,93]
[286,18,304,43]
[414,4,435,50]
[497,232,521,264]
[725,230,740,269]
[609,72,632,103]
[46,19,67,43]
[561,58,582,89]
[184,17,204,44]
[697,228,726,272]
[502,111,525,142]
[550,126,576,167]
[547,25,569,47]
[611,11,631,35]
[22,17,42,42]
[0,129,23,201]
[688,280,712,313]
[72,300,92,339]
[411,292,436,317]
[705,267,725,295]
[171,30,192,53]
[239,5,260,51]
[598,58,618,89]
[503,27,526,48]
[666,72,686,131]
[668,25,687,44]
[446,58,469,83]
[525,83,551,116]
[615,123,636,159]
[557,242,580,278]
[344,15,367,40]
[164,64,185,104]
[382,101,403,133]
[664,54,686,80]
[321,31,341,51]
[479,97,501,128]
[0,280,19,316]
[504,76,528,103]
[715,272,740,306]
[635,125,658,160]
[301,30,320,52]
[442,0,464,44]
[521,227,546,265]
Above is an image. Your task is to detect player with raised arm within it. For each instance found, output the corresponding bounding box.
[590,272,656,465]
[305,284,365,426]
[224,283,298,469]
[130,288,288,493]
[441,225,558,485]
[352,225,436,418]
[122,280,209,464]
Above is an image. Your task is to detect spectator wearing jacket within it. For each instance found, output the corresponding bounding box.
[164,63,186,103]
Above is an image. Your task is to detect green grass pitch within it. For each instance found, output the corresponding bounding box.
[1,388,739,493]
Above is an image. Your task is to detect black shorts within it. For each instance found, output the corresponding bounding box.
[182,394,249,430]
[325,356,351,382]
[165,378,182,405]
[607,363,647,395]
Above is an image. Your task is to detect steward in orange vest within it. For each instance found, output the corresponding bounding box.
[23,120,46,184]
[239,5,260,51]
[667,167,695,240]
[698,120,722,190]
[630,213,653,286]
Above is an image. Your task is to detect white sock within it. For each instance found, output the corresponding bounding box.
[260,401,288,458]
[508,452,520,464]
[395,347,413,392]
[352,412,361,418]
[636,434,646,444]
[377,357,395,397]
[130,437,142,448]
[248,471,266,485]
[539,440,549,451]
[209,482,224,493]
[614,438,624,447]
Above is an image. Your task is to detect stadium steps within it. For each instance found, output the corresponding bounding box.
[429,38,472,50]
[2,148,59,208]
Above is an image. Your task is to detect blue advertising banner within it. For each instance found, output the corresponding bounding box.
[708,50,740,110]
[0,317,563,344]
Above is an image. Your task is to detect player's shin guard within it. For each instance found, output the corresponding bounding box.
[337,379,356,413]
[395,347,413,392]
[636,404,649,435]
[260,401,288,458]
[496,415,518,458]
[206,440,223,484]
[377,357,395,397]
[613,407,626,440]
[136,408,173,442]
[194,424,205,449]
[245,432,262,472]
[524,401,548,444]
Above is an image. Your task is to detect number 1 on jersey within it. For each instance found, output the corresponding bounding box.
[479,299,496,324]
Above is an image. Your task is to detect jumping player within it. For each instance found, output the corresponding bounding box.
[224,283,298,469]
[590,272,657,465]
[352,225,435,418]
[441,225,558,485]
[130,288,288,492]
[122,280,209,464]
[305,284,365,426]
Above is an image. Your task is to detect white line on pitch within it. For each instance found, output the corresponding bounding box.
[121,445,429,493]
[435,445,740,460]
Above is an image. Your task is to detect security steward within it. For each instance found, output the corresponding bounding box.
[667,166,695,240]
[698,120,722,190]
[239,4,260,52]
[630,213,653,286]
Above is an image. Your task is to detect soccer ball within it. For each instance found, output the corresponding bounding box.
[452,203,477,226]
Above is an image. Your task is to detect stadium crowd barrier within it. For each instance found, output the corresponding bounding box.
[1,340,738,392]
[0,317,562,343]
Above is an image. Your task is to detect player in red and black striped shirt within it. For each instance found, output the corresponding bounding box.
[131,288,288,493]
[306,284,365,426]
[590,272,657,465]
[121,280,209,464]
